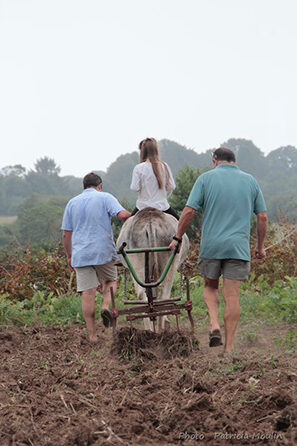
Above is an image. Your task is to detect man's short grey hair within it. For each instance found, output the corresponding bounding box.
[83,172,102,189]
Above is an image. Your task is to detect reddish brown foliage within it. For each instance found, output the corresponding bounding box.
[250,221,297,283]
[0,245,74,300]
[0,221,296,301]
[186,221,297,284]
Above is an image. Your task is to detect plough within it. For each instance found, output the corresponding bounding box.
[110,242,194,333]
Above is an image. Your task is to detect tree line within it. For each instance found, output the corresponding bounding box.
[0,139,296,249]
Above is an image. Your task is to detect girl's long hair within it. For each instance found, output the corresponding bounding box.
[139,138,169,189]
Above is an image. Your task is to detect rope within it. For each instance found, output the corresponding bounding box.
[264,225,297,251]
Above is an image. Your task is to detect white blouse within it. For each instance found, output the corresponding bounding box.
[130,161,176,210]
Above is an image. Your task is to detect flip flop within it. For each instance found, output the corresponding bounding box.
[101,309,112,328]
[209,329,223,347]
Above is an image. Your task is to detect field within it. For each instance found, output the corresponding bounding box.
[1,224,297,445]
[0,216,17,225]
[1,320,297,446]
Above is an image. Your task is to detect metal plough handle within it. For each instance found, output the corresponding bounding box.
[117,242,179,288]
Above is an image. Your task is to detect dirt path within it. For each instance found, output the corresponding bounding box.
[0,322,297,445]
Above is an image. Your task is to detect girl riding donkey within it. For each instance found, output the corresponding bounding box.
[130,137,179,219]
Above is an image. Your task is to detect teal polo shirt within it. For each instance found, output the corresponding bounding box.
[186,164,266,261]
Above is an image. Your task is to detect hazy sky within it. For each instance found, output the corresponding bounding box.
[1,0,296,176]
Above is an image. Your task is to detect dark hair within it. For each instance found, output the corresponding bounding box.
[83,172,102,189]
[213,147,236,163]
[138,137,169,189]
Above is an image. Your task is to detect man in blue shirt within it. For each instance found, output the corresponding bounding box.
[170,148,267,354]
[62,172,130,343]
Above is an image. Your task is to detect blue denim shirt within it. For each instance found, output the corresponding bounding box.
[61,188,124,267]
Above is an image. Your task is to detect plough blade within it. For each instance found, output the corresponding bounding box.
[111,244,195,333]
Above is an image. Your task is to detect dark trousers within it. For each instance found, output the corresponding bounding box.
[131,206,179,220]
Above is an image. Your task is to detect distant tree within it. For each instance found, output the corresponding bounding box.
[25,171,60,196]
[222,138,266,177]
[266,193,297,222]
[34,157,61,176]
[112,199,133,239]
[101,140,212,205]
[16,194,68,247]
[170,165,202,239]
[0,167,29,215]
[0,164,26,177]
[104,152,138,202]
[2,139,297,224]
[159,139,211,176]
[266,146,297,175]
[259,145,297,219]
[94,170,106,178]
[0,186,5,214]
[61,175,82,197]
[170,165,201,212]
[0,225,17,249]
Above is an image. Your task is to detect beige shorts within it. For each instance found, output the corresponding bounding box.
[74,262,118,292]
[198,258,251,281]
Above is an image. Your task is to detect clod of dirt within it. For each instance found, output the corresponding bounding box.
[1,324,297,446]
[111,327,199,360]
[176,373,213,394]
[181,393,213,411]
[0,332,13,341]
[275,405,297,431]
[260,390,293,410]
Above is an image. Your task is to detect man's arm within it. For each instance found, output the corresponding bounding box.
[62,230,73,269]
[117,210,131,221]
[169,206,196,251]
[255,211,268,259]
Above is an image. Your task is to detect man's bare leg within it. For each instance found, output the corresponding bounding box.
[222,278,240,352]
[81,287,97,343]
[101,280,117,310]
[203,278,220,332]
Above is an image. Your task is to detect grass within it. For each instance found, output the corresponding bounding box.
[0,293,83,326]
[238,329,259,346]
[274,329,297,353]
[189,275,297,326]
[0,216,17,225]
[1,273,297,328]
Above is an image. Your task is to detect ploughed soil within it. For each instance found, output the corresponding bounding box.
[1,321,297,446]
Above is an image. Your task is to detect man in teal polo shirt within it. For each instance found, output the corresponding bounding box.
[170,148,267,354]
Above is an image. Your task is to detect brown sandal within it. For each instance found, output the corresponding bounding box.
[209,329,223,347]
[101,309,112,328]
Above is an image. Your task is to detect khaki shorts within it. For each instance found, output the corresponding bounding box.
[198,258,250,281]
[74,262,118,292]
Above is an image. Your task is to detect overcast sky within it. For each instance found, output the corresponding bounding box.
[0,0,296,176]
